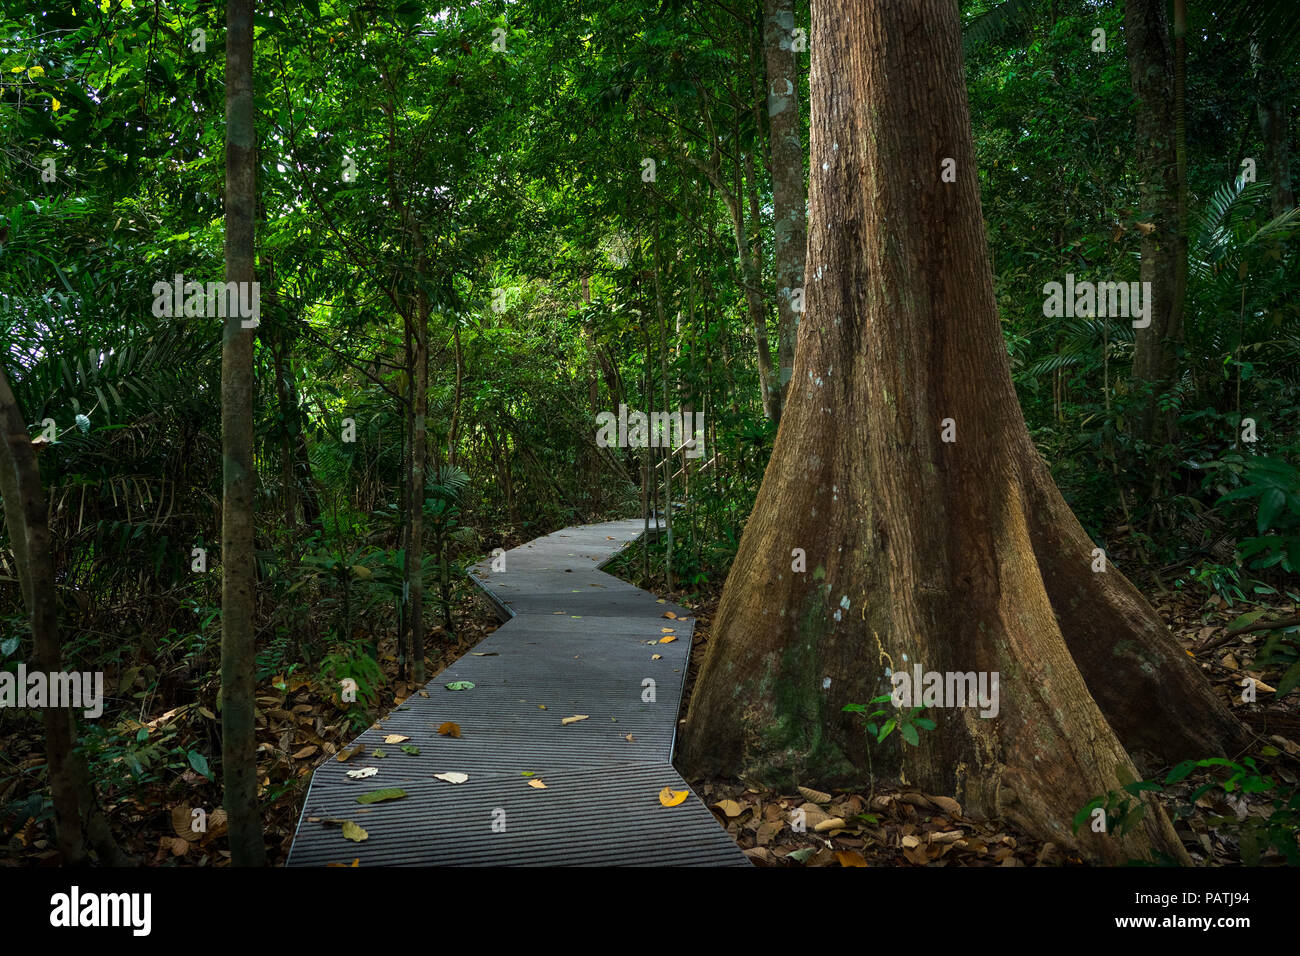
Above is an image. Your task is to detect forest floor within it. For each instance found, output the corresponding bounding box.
[666,585,1300,867]
[2,560,1297,867]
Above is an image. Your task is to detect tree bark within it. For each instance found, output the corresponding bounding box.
[408,280,430,684]
[762,0,807,424]
[1126,0,1187,448]
[1253,43,1295,217]
[679,0,1248,864]
[0,367,87,864]
[220,0,267,867]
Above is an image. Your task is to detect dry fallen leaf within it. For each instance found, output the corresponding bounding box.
[383,734,410,744]
[661,628,675,633]
[798,786,832,804]
[625,734,635,742]
[928,795,962,817]
[659,787,689,807]
[345,766,379,779]
[814,817,847,832]
[662,611,678,619]
[325,859,361,868]
[292,745,318,760]
[437,721,462,738]
[713,799,743,818]
[336,743,367,763]
[658,635,677,644]
[527,779,547,789]
[836,850,868,867]
[171,806,202,842]
[651,653,662,660]
[434,772,469,784]
[561,715,589,725]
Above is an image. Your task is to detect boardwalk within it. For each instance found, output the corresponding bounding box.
[286,518,749,866]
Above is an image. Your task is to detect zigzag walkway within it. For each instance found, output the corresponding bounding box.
[287,518,748,866]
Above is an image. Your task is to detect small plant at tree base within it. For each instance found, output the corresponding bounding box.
[1076,754,1300,865]
[843,694,937,747]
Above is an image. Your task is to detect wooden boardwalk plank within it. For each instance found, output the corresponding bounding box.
[286,518,748,866]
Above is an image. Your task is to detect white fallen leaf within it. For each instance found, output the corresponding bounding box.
[434,772,469,784]
[345,767,379,779]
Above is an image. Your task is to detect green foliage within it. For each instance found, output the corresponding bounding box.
[1077,755,1300,866]
[843,695,937,748]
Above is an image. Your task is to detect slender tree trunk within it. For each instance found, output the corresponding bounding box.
[762,0,807,423]
[1126,0,1186,449]
[0,369,86,864]
[408,285,430,683]
[220,0,267,867]
[448,318,463,468]
[1253,42,1295,217]
[680,0,1248,863]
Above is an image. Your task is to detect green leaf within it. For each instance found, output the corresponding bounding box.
[1258,488,1286,533]
[356,788,407,804]
[187,750,212,779]
[786,847,816,863]
[445,681,475,690]
[1275,659,1300,698]
[1,636,19,656]
[899,722,920,746]
[1163,760,1197,785]
[400,744,419,755]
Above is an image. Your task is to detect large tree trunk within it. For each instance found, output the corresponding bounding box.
[220,0,267,867]
[679,0,1249,864]
[1126,0,1187,449]
[762,0,807,424]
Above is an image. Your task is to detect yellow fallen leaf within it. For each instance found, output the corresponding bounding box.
[662,611,678,619]
[661,628,675,633]
[437,722,461,738]
[836,850,868,867]
[561,715,589,725]
[659,635,677,644]
[651,654,662,660]
[341,821,368,842]
[659,787,689,807]
[538,704,547,710]
[713,799,743,817]
[527,779,547,789]
[814,817,847,832]
[625,734,634,742]
[383,734,409,744]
